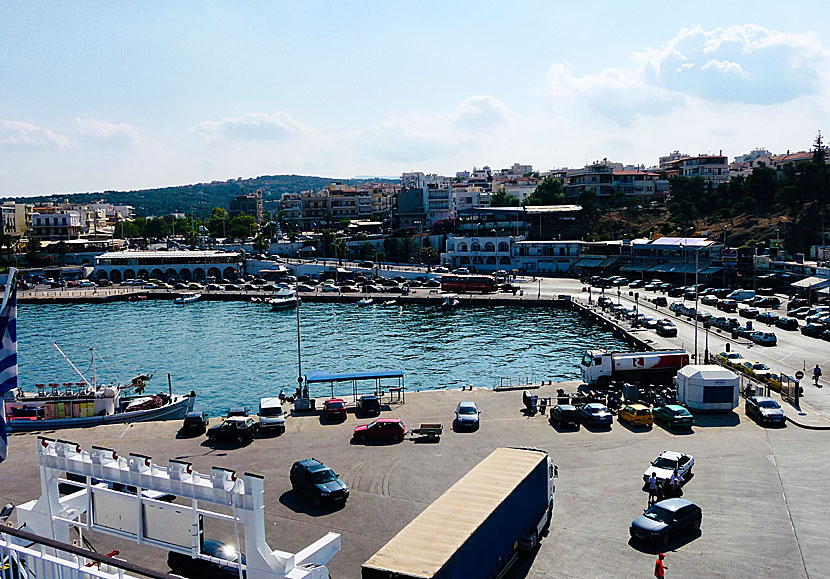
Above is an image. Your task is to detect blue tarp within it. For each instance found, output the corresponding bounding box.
[304,369,404,384]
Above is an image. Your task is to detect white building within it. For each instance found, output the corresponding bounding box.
[511,240,582,274]
[441,235,584,274]
[93,250,243,282]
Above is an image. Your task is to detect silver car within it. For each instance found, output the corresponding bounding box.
[455,401,480,430]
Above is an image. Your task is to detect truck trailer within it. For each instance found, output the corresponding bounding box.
[581,349,689,387]
[361,447,557,579]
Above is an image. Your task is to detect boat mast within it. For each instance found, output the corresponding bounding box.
[90,347,97,389]
[52,343,93,388]
[295,277,303,393]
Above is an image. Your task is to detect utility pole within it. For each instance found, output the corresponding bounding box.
[694,247,699,363]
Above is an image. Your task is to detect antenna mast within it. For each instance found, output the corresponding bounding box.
[52,343,92,388]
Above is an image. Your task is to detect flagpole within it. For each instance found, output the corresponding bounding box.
[0,267,18,463]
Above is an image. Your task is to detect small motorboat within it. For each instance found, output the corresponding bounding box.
[173,293,201,304]
[270,295,298,310]
[381,299,398,307]
[357,298,374,307]
[441,294,460,309]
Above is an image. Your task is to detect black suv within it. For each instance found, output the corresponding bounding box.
[290,459,349,506]
[181,411,209,435]
[550,404,579,429]
[356,395,381,417]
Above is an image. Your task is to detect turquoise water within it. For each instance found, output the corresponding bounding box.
[17,301,630,415]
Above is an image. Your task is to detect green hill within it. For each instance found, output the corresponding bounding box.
[1,175,396,218]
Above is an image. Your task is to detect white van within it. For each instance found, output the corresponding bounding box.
[727,289,755,303]
[258,397,286,434]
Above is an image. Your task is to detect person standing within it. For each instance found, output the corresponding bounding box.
[670,468,684,498]
[648,472,658,505]
[814,364,822,387]
[654,553,667,578]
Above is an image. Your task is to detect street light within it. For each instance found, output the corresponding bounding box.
[634,292,639,327]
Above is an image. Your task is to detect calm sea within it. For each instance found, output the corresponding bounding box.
[17,301,630,415]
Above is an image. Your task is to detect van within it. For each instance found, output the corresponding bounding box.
[258,397,286,434]
[727,289,755,302]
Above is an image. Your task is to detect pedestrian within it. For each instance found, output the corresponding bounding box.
[648,472,658,505]
[814,364,822,387]
[670,468,684,498]
[654,553,667,578]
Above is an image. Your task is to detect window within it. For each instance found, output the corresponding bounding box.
[498,242,509,252]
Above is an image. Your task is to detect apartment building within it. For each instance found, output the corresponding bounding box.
[663,154,729,186]
[31,208,83,240]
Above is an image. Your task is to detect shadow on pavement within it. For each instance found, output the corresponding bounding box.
[628,529,702,554]
[692,411,740,428]
[278,490,345,517]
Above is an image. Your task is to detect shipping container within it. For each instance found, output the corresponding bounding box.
[362,447,555,579]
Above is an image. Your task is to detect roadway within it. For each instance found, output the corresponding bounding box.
[530,277,830,421]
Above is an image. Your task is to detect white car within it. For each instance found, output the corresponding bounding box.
[78,280,95,287]
[321,282,339,292]
[643,450,694,484]
[258,397,286,434]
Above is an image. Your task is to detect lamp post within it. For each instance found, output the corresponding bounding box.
[634,292,639,327]
[693,246,700,363]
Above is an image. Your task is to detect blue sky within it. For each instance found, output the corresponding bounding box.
[2,1,829,195]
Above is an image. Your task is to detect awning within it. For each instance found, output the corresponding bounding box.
[597,256,620,268]
[700,266,723,275]
[572,258,604,268]
[304,369,404,384]
[791,276,830,289]
[646,263,700,274]
[620,263,650,272]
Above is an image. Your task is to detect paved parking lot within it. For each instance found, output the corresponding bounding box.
[3,383,829,578]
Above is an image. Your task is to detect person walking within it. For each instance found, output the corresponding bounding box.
[814,364,822,387]
[648,472,658,505]
[654,553,667,578]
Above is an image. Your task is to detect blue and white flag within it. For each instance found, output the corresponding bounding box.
[0,268,18,464]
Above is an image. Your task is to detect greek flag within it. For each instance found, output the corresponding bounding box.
[0,268,18,464]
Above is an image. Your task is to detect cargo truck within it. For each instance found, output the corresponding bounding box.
[581,348,689,387]
[361,447,557,579]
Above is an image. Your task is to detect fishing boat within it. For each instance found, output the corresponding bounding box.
[173,293,201,304]
[357,298,374,307]
[3,344,196,432]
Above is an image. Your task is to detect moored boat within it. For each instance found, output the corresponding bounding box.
[357,298,374,307]
[173,293,201,304]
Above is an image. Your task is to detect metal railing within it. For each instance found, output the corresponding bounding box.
[0,525,168,579]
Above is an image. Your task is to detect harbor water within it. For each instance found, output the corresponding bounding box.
[17,301,631,415]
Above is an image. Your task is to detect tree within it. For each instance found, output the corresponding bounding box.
[527,176,565,206]
[25,237,43,266]
[54,240,69,266]
[421,246,439,265]
[491,189,520,207]
[253,234,270,254]
[207,207,229,238]
[358,242,376,261]
[383,238,400,263]
[144,218,170,239]
[577,190,598,222]
[227,215,255,240]
[813,130,826,165]
[0,233,15,262]
[399,236,417,263]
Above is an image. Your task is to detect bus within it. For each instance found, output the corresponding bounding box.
[441,274,498,293]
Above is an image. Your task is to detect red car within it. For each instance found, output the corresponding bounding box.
[324,398,347,422]
[353,418,406,443]
[339,285,359,293]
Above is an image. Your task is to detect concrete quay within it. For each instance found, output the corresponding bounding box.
[2,383,829,579]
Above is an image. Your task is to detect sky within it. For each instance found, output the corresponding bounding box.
[1,1,830,196]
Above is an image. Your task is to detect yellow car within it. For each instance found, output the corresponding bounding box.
[716,351,744,367]
[618,404,653,427]
[741,361,771,379]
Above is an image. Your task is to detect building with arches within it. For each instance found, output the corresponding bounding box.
[93,250,243,282]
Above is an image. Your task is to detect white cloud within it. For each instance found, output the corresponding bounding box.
[0,120,71,148]
[546,24,830,124]
[73,117,142,145]
[452,95,511,129]
[191,112,309,143]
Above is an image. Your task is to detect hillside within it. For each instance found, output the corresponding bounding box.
[0,175,396,218]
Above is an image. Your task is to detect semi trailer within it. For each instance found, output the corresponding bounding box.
[581,348,689,386]
[361,447,557,579]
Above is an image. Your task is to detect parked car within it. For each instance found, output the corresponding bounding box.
[207,417,256,444]
[750,331,777,346]
[206,284,223,291]
[740,361,771,379]
[352,418,406,442]
[356,395,381,417]
[321,282,339,292]
[78,280,95,287]
[454,401,480,430]
[289,458,349,506]
[652,405,695,430]
[257,397,286,434]
[756,312,780,325]
[801,323,827,338]
[323,398,348,422]
[643,450,694,483]
[753,297,781,309]
[629,498,702,545]
[339,285,359,293]
[716,351,744,367]
[180,411,209,435]
[578,403,613,427]
[787,298,809,312]
[642,317,658,329]
[653,296,668,307]
[618,404,653,427]
[700,295,719,306]
[745,396,786,426]
[227,407,249,417]
[550,404,579,429]
[775,316,799,330]
[717,299,738,312]
[738,306,759,318]
[167,539,246,578]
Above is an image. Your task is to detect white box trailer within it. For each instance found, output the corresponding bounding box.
[676,365,739,411]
